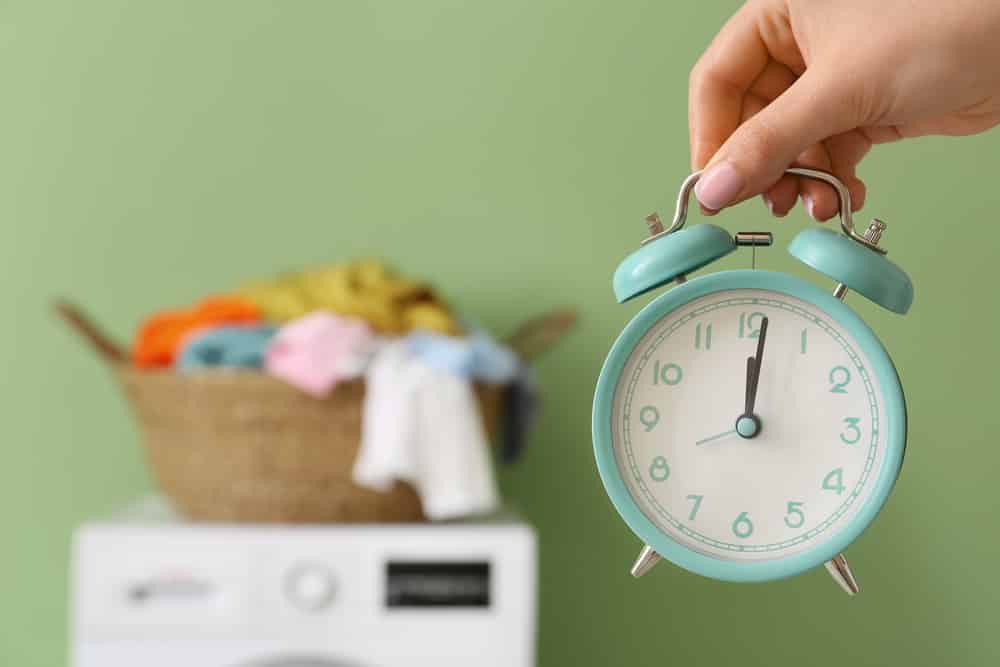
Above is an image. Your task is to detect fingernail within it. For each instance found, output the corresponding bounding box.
[802,194,817,220]
[695,161,744,211]
[763,195,786,218]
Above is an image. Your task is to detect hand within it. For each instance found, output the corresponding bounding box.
[688,0,1000,219]
[698,316,771,444]
[696,429,736,446]
[736,316,768,439]
[744,316,769,418]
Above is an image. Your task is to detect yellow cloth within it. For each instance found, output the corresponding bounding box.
[237,260,462,336]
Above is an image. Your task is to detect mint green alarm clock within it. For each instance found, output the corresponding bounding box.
[592,168,913,595]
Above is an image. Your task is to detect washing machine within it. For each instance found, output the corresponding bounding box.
[71,497,537,667]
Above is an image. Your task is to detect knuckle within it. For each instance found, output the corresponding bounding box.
[688,57,710,92]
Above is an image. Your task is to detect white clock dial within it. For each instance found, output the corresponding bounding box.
[611,288,887,561]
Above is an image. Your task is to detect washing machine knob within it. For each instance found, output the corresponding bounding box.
[284,563,337,612]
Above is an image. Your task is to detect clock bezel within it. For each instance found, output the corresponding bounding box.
[592,269,906,583]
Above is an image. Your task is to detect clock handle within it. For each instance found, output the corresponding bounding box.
[653,168,886,255]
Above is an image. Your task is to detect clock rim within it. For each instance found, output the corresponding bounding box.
[592,269,906,583]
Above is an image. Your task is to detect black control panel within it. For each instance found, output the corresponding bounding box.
[386,561,490,609]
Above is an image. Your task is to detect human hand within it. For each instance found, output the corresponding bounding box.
[688,0,1000,220]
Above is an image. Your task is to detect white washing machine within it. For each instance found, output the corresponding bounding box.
[71,497,537,667]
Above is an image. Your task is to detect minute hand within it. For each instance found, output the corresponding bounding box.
[744,315,769,416]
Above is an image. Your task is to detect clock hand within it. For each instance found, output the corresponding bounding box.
[737,316,768,439]
[744,315,769,416]
[695,429,737,446]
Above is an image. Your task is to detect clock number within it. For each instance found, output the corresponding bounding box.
[685,494,703,521]
[822,468,846,495]
[648,456,670,482]
[652,360,683,386]
[695,323,712,350]
[784,501,805,528]
[639,405,660,432]
[738,311,767,339]
[731,512,754,539]
[800,329,807,354]
[840,417,862,445]
[829,366,851,393]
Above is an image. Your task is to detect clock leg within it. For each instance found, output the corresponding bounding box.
[824,553,860,596]
[630,545,662,578]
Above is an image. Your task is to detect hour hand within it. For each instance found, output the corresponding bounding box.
[737,316,768,439]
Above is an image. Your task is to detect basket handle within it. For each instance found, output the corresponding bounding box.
[504,307,578,363]
[53,299,128,365]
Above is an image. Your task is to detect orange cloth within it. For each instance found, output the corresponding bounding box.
[132,296,261,369]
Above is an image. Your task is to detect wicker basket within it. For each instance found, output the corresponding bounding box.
[57,301,575,523]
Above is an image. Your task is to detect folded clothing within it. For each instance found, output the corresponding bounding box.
[132,296,261,369]
[353,342,500,520]
[176,324,278,372]
[264,312,378,398]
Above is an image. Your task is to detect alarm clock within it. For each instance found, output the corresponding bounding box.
[592,168,913,595]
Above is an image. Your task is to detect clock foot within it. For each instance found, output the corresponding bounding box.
[824,553,860,596]
[630,545,662,578]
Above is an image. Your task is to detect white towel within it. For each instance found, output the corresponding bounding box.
[353,342,500,520]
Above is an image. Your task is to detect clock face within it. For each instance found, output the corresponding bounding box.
[610,287,891,562]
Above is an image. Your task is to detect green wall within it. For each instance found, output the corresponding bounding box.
[3,1,999,664]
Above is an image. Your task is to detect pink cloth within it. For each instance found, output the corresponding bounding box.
[265,312,376,397]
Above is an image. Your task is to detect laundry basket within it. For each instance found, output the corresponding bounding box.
[57,301,575,523]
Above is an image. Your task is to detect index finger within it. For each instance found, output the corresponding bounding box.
[688,3,772,170]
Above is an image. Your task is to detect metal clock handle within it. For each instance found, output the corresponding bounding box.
[648,167,887,255]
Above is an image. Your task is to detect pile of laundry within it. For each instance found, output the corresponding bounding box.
[129,260,534,521]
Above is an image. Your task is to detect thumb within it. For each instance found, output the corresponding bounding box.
[694,69,860,211]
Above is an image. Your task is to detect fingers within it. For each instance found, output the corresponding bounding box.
[825,129,872,212]
[767,130,870,221]
[742,102,871,220]
[689,1,869,215]
[859,125,904,145]
[763,175,798,217]
[694,67,861,211]
[748,60,797,102]
[688,2,772,170]
[750,63,799,217]
[740,89,847,220]
[742,91,797,218]
[794,142,838,221]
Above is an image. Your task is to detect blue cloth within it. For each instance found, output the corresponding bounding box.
[177,325,278,372]
[407,330,536,463]
[407,331,520,383]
